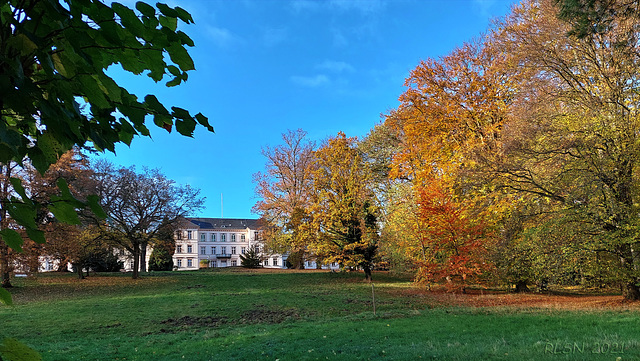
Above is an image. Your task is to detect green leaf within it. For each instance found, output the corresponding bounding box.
[136,2,156,17]
[0,338,43,361]
[159,15,177,31]
[166,78,181,87]
[167,65,181,77]
[6,202,37,230]
[174,7,194,24]
[9,178,31,205]
[167,42,195,71]
[48,201,81,225]
[25,228,45,245]
[153,113,172,129]
[156,3,178,18]
[87,194,107,219]
[6,33,38,56]
[0,229,24,253]
[170,106,190,120]
[177,30,195,47]
[56,179,83,206]
[144,95,169,115]
[0,288,12,306]
[113,3,145,38]
[79,75,111,109]
[175,118,196,137]
[195,113,214,132]
[36,133,64,171]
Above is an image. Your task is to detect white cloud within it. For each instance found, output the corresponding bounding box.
[473,0,497,18]
[317,60,354,73]
[291,0,385,14]
[331,27,349,47]
[327,0,385,14]
[290,0,322,12]
[205,26,240,47]
[262,27,288,47]
[290,74,330,87]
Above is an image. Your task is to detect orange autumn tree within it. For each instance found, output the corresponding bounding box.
[414,181,491,291]
[385,35,517,290]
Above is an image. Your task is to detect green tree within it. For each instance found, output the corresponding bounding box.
[240,245,263,269]
[493,0,640,299]
[0,0,213,268]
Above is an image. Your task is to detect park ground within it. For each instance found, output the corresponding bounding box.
[1,268,639,360]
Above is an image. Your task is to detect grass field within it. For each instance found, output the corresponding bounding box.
[1,269,639,360]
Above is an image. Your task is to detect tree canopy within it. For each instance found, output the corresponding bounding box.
[0,0,213,259]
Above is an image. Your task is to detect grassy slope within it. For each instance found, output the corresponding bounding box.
[0,269,639,361]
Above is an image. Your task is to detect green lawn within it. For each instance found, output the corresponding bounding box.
[1,269,639,360]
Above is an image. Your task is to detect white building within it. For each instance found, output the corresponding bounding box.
[173,217,287,270]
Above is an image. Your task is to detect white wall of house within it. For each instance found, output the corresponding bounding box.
[303,260,341,270]
[173,219,288,270]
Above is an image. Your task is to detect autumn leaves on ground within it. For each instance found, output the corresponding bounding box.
[2,269,640,361]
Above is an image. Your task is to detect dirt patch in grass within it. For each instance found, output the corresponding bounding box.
[156,306,302,333]
[161,315,227,328]
[398,287,640,310]
[239,305,301,324]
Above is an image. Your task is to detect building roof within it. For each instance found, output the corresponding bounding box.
[186,217,259,230]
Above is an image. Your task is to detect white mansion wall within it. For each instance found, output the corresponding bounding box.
[173,218,286,270]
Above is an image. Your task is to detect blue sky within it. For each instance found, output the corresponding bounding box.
[99,0,518,219]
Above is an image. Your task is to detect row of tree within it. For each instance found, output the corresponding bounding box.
[0,149,203,286]
[254,0,640,299]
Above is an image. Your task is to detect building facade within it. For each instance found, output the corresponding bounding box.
[173,217,287,270]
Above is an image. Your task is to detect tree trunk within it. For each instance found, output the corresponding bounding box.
[0,243,12,288]
[139,240,147,273]
[363,264,372,282]
[514,280,530,293]
[73,263,84,279]
[131,242,140,279]
[622,281,640,300]
[56,258,70,272]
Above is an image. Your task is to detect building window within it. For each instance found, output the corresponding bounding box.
[221,260,227,267]
[200,246,206,255]
[177,259,182,268]
[264,259,269,266]
[187,245,192,253]
[221,233,226,242]
[211,246,216,255]
[201,233,206,242]
[231,234,236,242]
[231,247,236,254]
[211,233,216,242]
[221,246,226,255]
[176,231,182,240]
[241,247,246,254]
[254,231,259,240]
[176,245,182,253]
[187,230,192,240]
[209,261,216,268]
[187,259,192,267]
[273,257,278,266]
[241,234,246,242]
[231,260,237,266]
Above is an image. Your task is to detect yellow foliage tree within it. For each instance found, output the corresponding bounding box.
[308,133,379,280]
